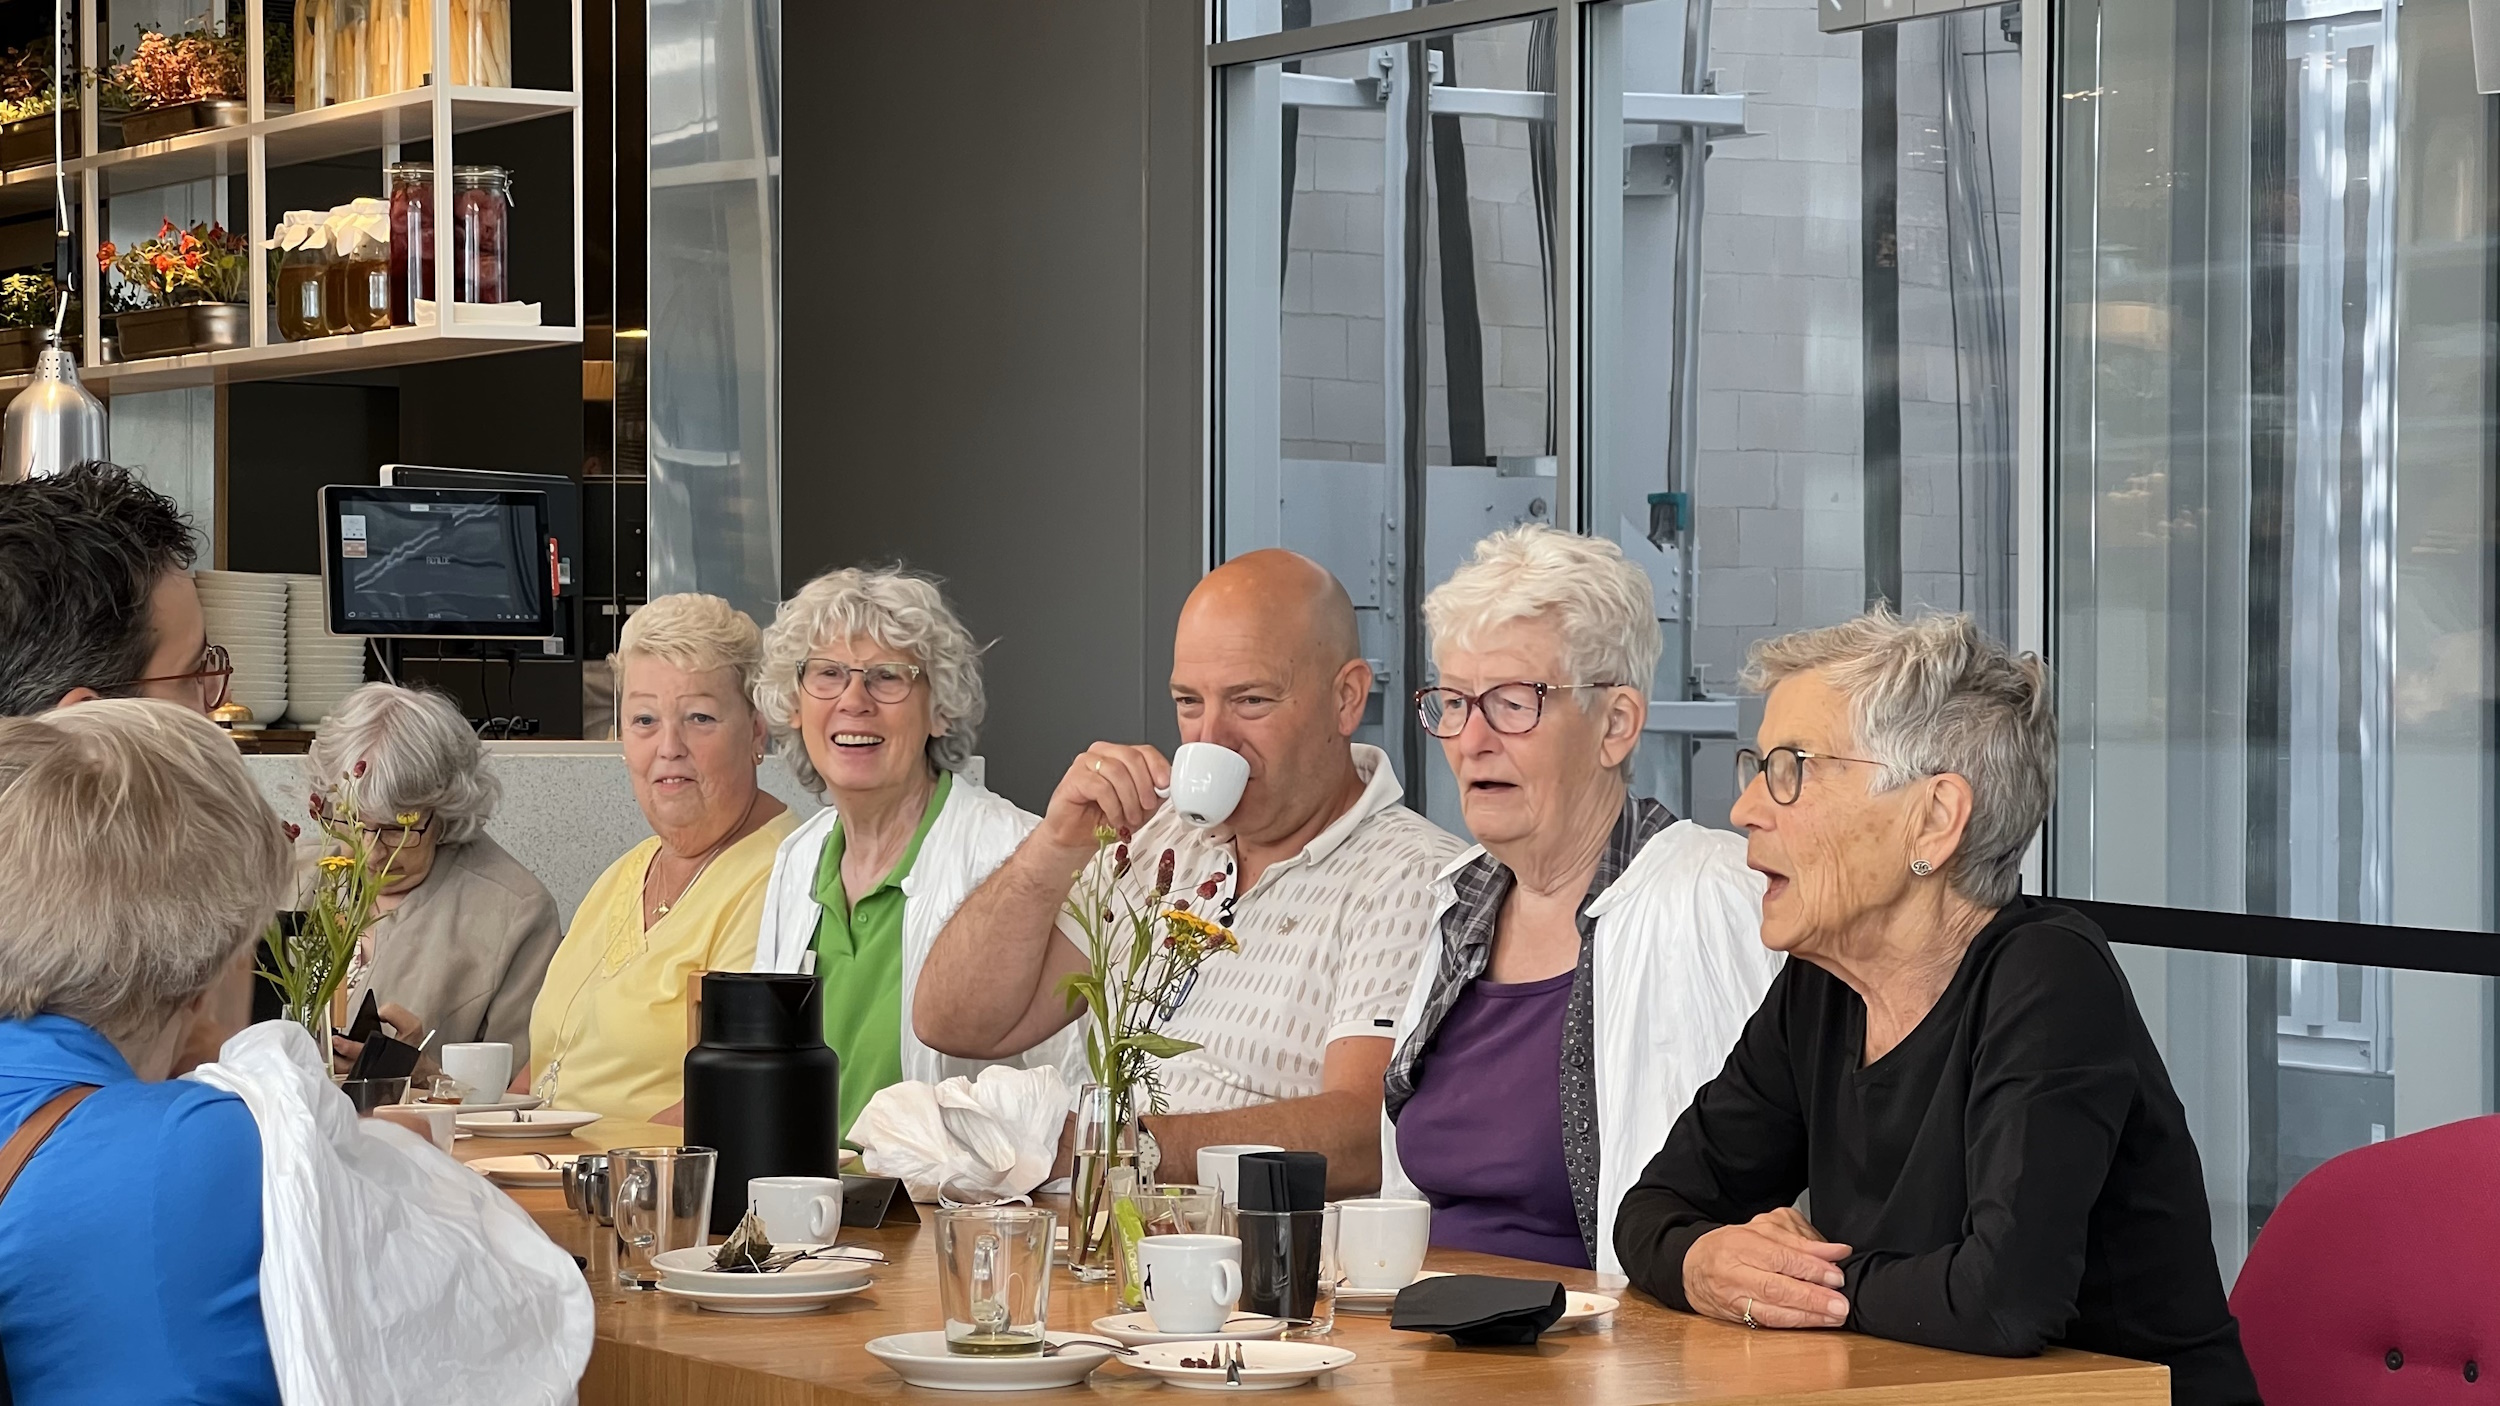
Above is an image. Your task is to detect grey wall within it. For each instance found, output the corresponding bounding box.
[780,0,1203,812]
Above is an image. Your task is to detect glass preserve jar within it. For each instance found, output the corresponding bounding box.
[275,234,334,341]
[386,161,434,325]
[326,217,391,333]
[452,164,512,304]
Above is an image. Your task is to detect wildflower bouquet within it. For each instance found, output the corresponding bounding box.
[1057,826,1240,1117]
[261,759,419,1053]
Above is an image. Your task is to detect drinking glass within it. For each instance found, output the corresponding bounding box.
[339,1076,409,1115]
[1236,1203,1340,1338]
[935,1205,1055,1356]
[1114,1183,1222,1310]
[610,1146,717,1290]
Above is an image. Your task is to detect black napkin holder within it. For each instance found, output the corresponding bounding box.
[344,1031,422,1083]
[839,1173,918,1228]
[1390,1274,1568,1346]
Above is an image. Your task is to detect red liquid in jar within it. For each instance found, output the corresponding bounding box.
[388,172,434,326]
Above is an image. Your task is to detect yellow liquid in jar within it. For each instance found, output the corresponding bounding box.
[276,259,332,341]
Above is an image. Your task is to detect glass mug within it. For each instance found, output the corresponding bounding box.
[935,1205,1055,1356]
[610,1146,717,1290]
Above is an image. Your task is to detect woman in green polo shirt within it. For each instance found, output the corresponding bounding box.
[748,566,1082,1144]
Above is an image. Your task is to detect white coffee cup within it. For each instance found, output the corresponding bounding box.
[1140,1234,1243,1335]
[1162,742,1251,828]
[373,1103,456,1152]
[1336,1197,1433,1291]
[749,1175,843,1244]
[1197,1144,1284,1208]
[437,1042,513,1106]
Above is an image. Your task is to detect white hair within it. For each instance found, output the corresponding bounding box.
[304,683,501,844]
[1423,525,1662,776]
[613,593,766,704]
[1742,608,2055,908]
[753,566,984,796]
[0,700,291,1042]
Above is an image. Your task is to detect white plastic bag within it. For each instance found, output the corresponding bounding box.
[854,1064,1070,1202]
[187,1021,594,1406]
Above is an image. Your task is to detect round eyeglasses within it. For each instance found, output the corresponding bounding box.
[1414,680,1624,739]
[1735,745,1886,805]
[799,658,924,704]
[108,643,232,712]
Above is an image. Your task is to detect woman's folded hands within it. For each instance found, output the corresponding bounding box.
[1683,1206,1853,1329]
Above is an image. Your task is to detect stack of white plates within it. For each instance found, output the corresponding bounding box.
[286,575,367,727]
[194,571,287,728]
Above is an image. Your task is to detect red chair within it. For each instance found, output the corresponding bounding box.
[2230,1114,2500,1404]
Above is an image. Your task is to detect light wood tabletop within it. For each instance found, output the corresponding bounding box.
[458,1122,2169,1406]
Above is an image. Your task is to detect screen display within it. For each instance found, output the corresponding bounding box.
[322,487,553,637]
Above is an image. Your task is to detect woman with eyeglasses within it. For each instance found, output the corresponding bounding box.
[1376,525,1780,1273]
[1613,611,2258,1405]
[302,683,563,1077]
[746,567,1078,1147]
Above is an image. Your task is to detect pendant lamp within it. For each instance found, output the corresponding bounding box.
[0,0,105,484]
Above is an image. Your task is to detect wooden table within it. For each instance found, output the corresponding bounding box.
[460,1124,2168,1405]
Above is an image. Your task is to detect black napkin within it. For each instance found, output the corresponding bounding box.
[1390,1274,1568,1346]
[1236,1151,1327,1212]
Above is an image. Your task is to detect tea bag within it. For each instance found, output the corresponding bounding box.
[711,1206,774,1272]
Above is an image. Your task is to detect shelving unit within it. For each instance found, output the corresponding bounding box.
[0,0,584,393]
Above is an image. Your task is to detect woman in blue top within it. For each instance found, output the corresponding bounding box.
[0,699,293,1403]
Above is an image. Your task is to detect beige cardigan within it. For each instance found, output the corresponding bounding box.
[317,835,566,1066]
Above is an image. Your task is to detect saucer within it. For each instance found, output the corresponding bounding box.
[1120,1340,1357,1391]
[1551,1291,1619,1332]
[1089,1311,1288,1346]
[469,1153,576,1187]
[1334,1267,1450,1313]
[455,1109,601,1138]
[863,1331,1116,1390]
[656,1280,871,1315]
[650,1245,877,1295]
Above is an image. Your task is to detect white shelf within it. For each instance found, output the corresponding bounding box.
[77,87,579,199]
[0,321,581,394]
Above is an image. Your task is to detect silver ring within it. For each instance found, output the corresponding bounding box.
[1742,1297,1756,1330]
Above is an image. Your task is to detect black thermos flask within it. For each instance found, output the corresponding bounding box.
[683,971,841,1234]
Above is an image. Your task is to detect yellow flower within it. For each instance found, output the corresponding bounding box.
[395,812,421,828]
[1161,908,1235,954]
[317,855,353,873]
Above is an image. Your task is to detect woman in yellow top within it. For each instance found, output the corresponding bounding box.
[525,593,800,1122]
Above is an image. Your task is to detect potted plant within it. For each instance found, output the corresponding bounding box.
[101,219,250,357]
[0,272,80,371]
[112,18,284,144]
[0,44,130,169]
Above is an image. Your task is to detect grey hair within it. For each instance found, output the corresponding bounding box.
[753,566,984,796]
[1742,609,2055,908]
[1423,524,1662,779]
[613,593,766,706]
[304,683,501,844]
[0,699,291,1043]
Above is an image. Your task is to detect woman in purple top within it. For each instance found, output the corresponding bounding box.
[1378,526,1781,1274]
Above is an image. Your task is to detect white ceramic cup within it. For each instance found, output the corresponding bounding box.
[1197,1144,1285,1208]
[1140,1234,1244,1335]
[749,1175,844,1243]
[1336,1197,1433,1291]
[372,1103,457,1152]
[437,1042,513,1106]
[1162,742,1251,828]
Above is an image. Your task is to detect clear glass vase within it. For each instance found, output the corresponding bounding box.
[1067,1081,1137,1282]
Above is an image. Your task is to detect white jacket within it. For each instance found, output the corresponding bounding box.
[1380,820,1783,1278]
[752,775,1087,1089]
[188,1021,594,1406]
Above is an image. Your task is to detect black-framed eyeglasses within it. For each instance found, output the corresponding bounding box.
[1414,680,1624,739]
[1735,745,1887,806]
[355,814,435,847]
[799,658,924,704]
[107,643,232,711]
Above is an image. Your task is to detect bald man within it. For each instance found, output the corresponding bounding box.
[915,550,1464,1195]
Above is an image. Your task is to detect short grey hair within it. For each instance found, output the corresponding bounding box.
[1742,609,2054,908]
[1424,525,1662,777]
[304,683,500,844]
[753,566,984,795]
[0,700,291,1042]
[613,593,765,704]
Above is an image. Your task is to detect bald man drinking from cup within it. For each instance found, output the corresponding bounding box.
[914,551,1464,1195]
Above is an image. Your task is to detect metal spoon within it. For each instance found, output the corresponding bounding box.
[1041,1336,1137,1358]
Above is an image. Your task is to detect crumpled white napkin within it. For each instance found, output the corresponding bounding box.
[853,1064,1070,1203]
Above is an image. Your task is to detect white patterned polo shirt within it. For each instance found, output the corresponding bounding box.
[1060,744,1467,1114]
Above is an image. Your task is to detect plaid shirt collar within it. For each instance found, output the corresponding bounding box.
[1382,793,1672,1118]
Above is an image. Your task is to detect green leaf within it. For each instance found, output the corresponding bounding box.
[1114,1031,1203,1061]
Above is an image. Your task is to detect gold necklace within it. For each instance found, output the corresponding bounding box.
[643,792,760,919]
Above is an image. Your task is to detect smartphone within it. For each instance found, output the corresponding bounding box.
[346,990,382,1044]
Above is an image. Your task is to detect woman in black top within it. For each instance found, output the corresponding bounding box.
[1614,611,2259,1406]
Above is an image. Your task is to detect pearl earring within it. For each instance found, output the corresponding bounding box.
[1910,858,1934,877]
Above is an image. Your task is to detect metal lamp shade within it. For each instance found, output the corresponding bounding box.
[0,341,105,483]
